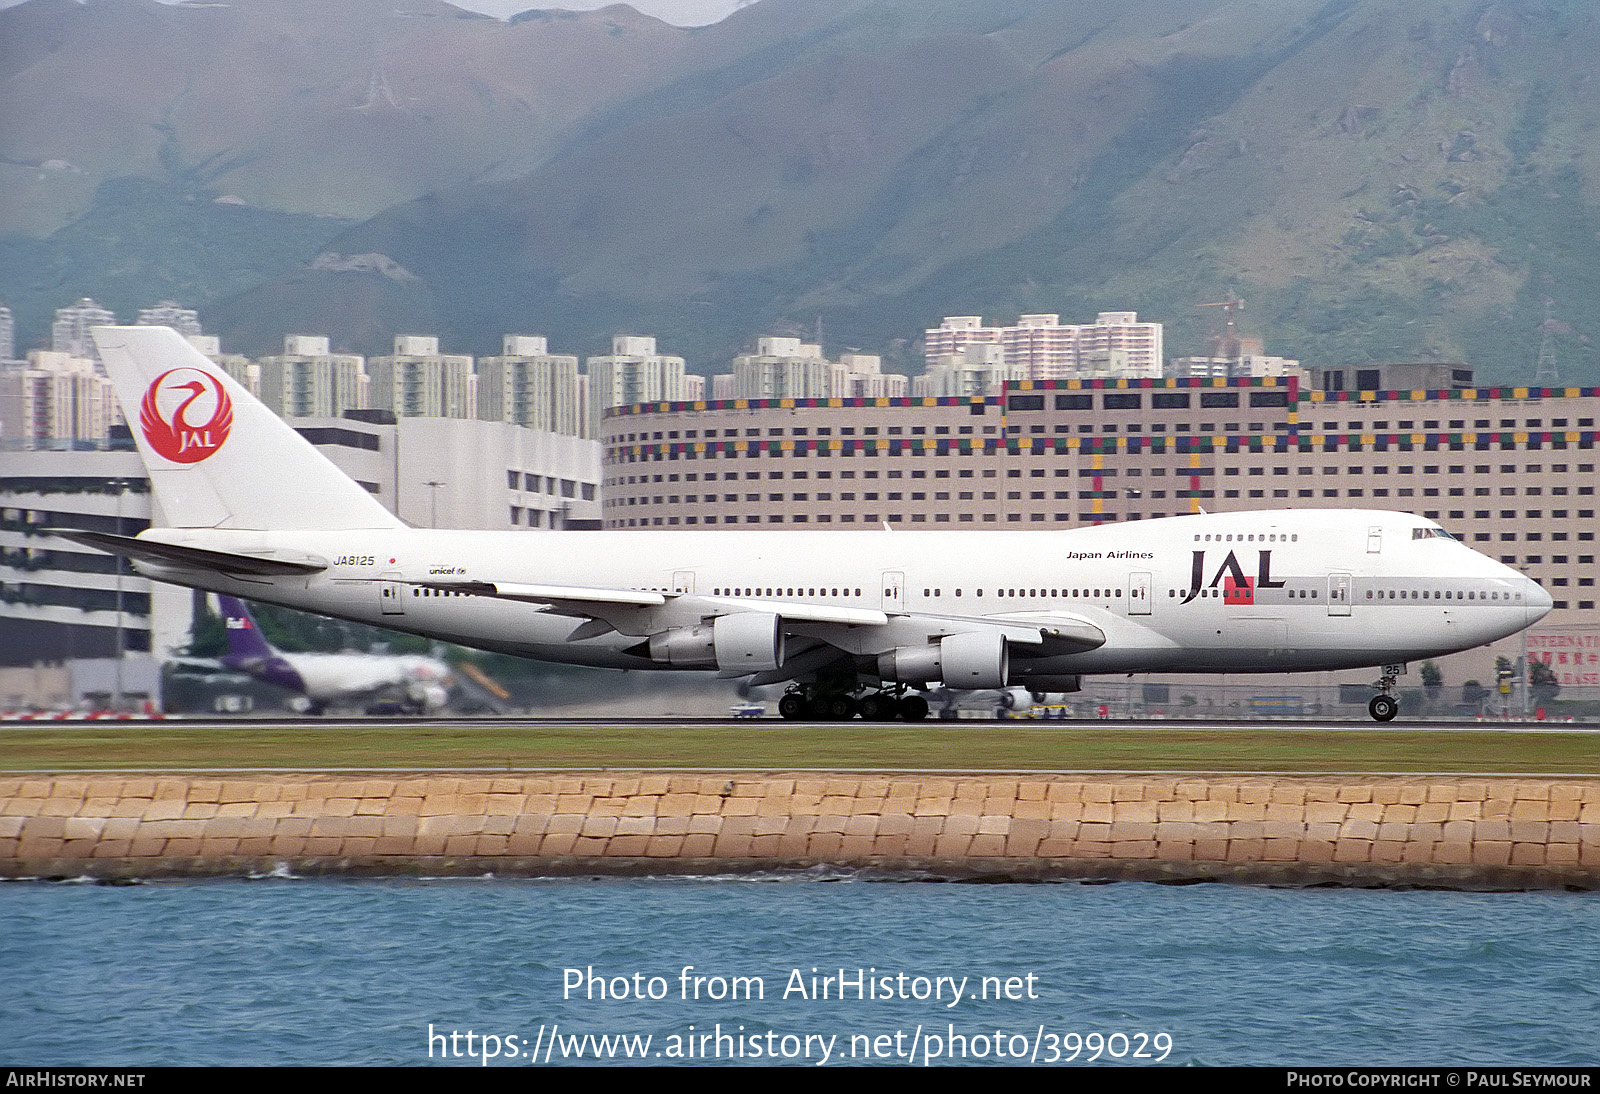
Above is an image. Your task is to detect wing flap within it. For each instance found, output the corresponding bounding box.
[420,583,888,626]
[421,580,666,608]
[704,596,888,627]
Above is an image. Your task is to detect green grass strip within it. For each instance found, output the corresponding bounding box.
[3,722,1599,774]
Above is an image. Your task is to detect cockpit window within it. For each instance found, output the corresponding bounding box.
[1412,527,1455,541]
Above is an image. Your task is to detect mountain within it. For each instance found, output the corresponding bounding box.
[5,0,1600,383]
[0,0,693,233]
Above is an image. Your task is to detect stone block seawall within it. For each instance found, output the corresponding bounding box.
[4,773,1600,889]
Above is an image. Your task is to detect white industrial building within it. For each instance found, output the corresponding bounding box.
[293,412,602,531]
[0,449,190,671]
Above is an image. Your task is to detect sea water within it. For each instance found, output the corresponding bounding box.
[3,876,1597,1066]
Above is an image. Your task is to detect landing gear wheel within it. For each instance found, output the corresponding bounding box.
[898,695,929,722]
[778,693,810,720]
[1369,694,1399,722]
[858,693,894,721]
[822,694,858,721]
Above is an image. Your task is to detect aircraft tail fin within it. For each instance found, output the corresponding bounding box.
[92,326,402,532]
[217,596,276,661]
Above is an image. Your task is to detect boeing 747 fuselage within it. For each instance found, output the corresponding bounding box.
[62,327,1552,723]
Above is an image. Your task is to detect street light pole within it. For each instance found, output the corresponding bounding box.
[424,480,445,529]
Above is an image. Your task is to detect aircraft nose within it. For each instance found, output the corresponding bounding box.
[1525,576,1553,626]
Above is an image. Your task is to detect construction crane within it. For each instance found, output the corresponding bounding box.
[1197,298,1246,365]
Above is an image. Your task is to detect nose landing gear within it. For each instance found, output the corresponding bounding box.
[1368,665,1403,722]
[1368,693,1399,722]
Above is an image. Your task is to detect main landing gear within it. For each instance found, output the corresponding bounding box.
[778,686,928,722]
[1368,666,1402,722]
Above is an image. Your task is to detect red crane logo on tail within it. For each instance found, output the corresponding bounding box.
[139,368,233,464]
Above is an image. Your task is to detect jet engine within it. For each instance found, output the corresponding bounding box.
[877,631,1008,690]
[647,612,785,672]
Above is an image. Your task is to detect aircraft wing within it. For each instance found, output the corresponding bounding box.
[989,612,1108,652]
[420,580,667,610]
[49,529,329,576]
[423,580,887,626]
[165,656,226,673]
[419,580,1100,652]
[702,595,889,627]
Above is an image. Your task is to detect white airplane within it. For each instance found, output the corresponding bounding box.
[60,327,1552,723]
[209,594,451,715]
[923,686,1051,718]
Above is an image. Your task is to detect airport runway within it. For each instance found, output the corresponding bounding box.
[8,714,1592,733]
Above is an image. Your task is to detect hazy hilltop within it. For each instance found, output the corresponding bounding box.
[5,0,1600,383]
[0,0,692,232]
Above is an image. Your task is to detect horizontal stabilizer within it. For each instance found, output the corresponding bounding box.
[49,529,328,576]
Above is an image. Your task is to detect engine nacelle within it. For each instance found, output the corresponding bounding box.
[647,612,785,672]
[877,643,943,684]
[878,631,1009,690]
[648,625,716,667]
[712,611,785,672]
[939,630,1008,689]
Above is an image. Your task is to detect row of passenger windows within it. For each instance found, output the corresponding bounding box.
[1194,533,1299,543]
[713,587,864,598]
[606,513,1598,533]
[706,586,1126,600]
[1156,586,1517,602]
[588,582,1522,606]
[1364,588,1518,601]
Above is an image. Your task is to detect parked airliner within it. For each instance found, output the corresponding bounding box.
[59,327,1552,722]
[208,595,451,715]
